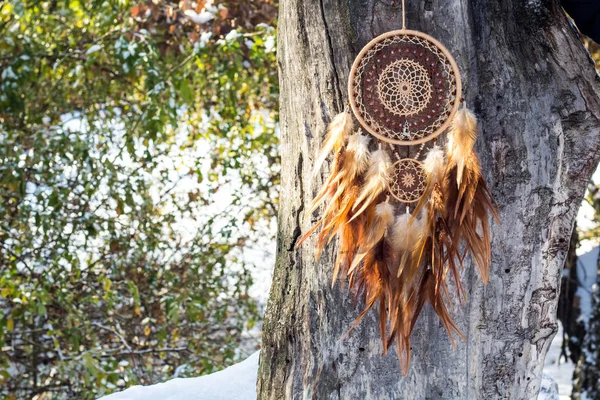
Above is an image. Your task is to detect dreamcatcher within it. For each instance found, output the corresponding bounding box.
[297,1,499,375]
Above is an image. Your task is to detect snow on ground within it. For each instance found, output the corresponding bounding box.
[538,374,560,400]
[577,166,600,254]
[100,352,259,400]
[539,246,599,399]
[540,323,575,400]
[575,247,599,327]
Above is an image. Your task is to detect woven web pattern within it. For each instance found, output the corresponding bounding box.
[352,34,457,143]
[389,158,427,203]
[377,59,432,116]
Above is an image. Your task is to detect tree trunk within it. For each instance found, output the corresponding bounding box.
[258,1,600,399]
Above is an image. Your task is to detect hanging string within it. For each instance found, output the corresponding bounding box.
[402,0,406,30]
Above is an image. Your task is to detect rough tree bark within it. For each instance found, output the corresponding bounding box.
[258,1,600,399]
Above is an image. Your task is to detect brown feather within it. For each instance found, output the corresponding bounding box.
[413,270,464,345]
[349,202,394,275]
[350,149,391,222]
[444,151,499,284]
[307,150,345,215]
[350,236,394,353]
[333,213,364,286]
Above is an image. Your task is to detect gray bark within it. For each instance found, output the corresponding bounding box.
[258,1,600,399]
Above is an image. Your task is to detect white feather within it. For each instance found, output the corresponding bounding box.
[391,212,425,252]
[423,145,446,184]
[346,133,371,175]
[374,201,395,227]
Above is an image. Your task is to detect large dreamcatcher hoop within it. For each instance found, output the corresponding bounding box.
[348,29,462,145]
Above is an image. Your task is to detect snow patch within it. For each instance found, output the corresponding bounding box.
[538,374,560,400]
[541,323,574,399]
[575,247,599,327]
[86,44,102,55]
[99,352,259,400]
[184,9,215,24]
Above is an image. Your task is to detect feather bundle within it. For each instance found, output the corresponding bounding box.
[307,133,370,216]
[444,107,499,284]
[298,105,498,377]
[413,181,465,306]
[297,128,370,271]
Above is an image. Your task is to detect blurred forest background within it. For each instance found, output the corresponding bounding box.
[0,1,277,398]
[1,1,600,400]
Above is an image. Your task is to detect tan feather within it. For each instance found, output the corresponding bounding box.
[312,111,353,178]
[423,145,446,184]
[350,149,391,222]
[391,212,425,252]
[305,150,344,216]
[391,211,426,278]
[447,108,477,186]
[413,145,446,220]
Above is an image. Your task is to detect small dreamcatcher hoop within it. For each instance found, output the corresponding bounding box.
[348,29,462,145]
[389,158,427,203]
